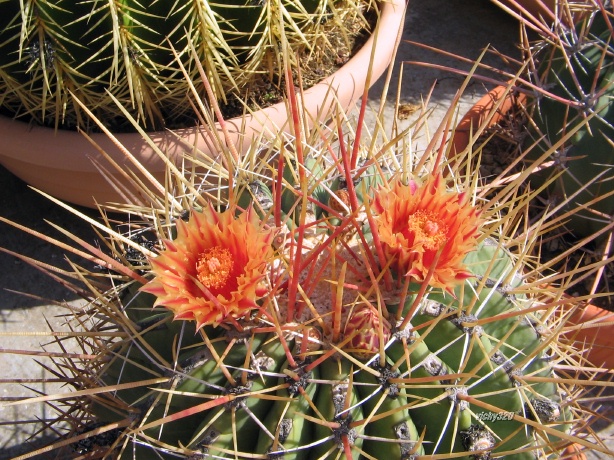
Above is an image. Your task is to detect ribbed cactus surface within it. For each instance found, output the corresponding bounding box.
[77,162,574,459]
[526,6,614,237]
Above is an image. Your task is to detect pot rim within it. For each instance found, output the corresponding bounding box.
[0,0,407,207]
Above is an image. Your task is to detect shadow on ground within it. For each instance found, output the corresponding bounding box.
[0,165,100,312]
[373,0,520,105]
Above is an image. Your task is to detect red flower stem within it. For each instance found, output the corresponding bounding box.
[274,150,285,228]
[332,261,347,343]
[138,394,234,432]
[284,64,307,322]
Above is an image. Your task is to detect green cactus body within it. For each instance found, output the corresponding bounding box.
[188,334,291,456]
[526,8,614,237]
[77,172,578,460]
[254,357,320,458]
[0,0,370,130]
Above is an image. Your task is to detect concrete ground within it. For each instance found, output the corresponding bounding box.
[0,1,611,458]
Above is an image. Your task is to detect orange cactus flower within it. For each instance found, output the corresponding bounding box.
[141,204,275,329]
[372,174,481,290]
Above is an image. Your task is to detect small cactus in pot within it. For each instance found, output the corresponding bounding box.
[0,0,374,131]
[1,69,612,459]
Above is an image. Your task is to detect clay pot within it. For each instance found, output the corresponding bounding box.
[451,83,526,155]
[0,0,406,208]
[564,302,614,369]
[563,443,588,460]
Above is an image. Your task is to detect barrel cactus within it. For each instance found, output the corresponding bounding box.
[523,2,614,238]
[3,82,611,459]
[92,201,571,459]
[0,0,372,131]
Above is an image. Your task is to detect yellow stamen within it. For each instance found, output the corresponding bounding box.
[196,246,233,290]
[407,210,448,250]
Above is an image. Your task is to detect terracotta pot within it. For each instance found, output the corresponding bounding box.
[563,301,614,369]
[451,83,526,155]
[563,443,588,460]
[454,84,614,372]
[0,0,406,208]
